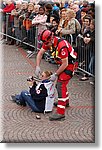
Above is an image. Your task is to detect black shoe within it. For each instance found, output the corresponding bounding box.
[49,113,65,121]
[11,95,16,102]
[54,101,69,107]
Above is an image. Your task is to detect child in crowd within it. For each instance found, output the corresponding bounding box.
[32,6,47,49]
[11,71,55,113]
[48,18,59,35]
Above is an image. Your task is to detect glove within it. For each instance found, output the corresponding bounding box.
[50,73,58,81]
[35,66,41,77]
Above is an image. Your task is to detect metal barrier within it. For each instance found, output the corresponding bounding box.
[0,13,95,77]
[76,35,95,77]
[0,13,74,54]
[0,13,39,56]
[62,34,73,46]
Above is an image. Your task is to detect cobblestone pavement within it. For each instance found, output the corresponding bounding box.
[1,43,95,143]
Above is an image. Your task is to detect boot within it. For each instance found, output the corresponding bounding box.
[49,113,65,121]
[54,101,69,107]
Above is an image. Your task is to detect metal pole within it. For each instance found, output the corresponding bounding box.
[5,13,10,41]
[69,34,73,46]
[35,26,38,52]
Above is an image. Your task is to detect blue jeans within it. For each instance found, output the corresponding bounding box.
[89,54,95,75]
[15,90,41,112]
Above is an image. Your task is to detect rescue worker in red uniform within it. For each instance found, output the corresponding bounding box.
[35,30,77,121]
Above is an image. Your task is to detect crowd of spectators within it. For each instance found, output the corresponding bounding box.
[0,0,95,77]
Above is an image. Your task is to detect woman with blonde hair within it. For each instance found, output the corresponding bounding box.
[59,9,81,44]
[56,8,69,37]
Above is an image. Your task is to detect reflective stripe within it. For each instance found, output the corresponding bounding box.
[57,105,66,109]
[66,91,69,95]
[58,97,69,102]
[64,40,77,59]
[66,96,69,99]
[64,40,69,48]
[70,48,77,59]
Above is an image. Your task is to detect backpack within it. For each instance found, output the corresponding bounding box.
[52,37,77,64]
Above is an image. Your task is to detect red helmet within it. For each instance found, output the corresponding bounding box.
[40,30,53,43]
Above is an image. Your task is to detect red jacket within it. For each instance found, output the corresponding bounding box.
[3,3,15,13]
[3,3,15,22]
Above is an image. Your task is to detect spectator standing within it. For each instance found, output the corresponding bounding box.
[87,2,95,19]
[56,8,68,37]
[59,9,81,44]
[81,14,92,35]
[33,4,40,15]
[48,18,59,36]
[78,14,93,81]
[80,8,88,26]
[80,18,95,81]
[52,2,60,17]
[88,19,95,75]
[53,2,59,12]
[46,13,60,36]
[68,1,74,9]
[64,1,69,8]
[49,14,60,25]
[18,2,28,41]
[80,0,89,12]
[0,0,16,44]
[32,6,47,48]
[32,6,47,35]
[11,1,22,46]
[44,3,53,23]
[0,0,15,14]
[72,4,81,24]
[22,2,35,43]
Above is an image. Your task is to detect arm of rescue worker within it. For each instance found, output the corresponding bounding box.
[35,48,46,76]
[36,48,46,67]
[56,57,68,75]
[35,43,49,76]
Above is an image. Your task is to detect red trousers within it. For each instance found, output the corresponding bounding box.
[56,64,74,115]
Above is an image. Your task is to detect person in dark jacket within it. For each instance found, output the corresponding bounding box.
[72,4,81,24]
[79,19,95,81]
[11,71,55,113]
[44,3,53,23]
[83,19,95,75]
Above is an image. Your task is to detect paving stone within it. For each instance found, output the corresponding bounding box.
[1,44,95,143]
